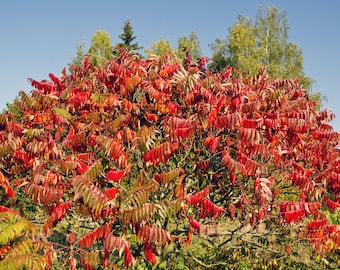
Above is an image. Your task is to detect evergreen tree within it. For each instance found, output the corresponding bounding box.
[117,19,140,52]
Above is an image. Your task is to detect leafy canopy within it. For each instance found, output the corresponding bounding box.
[177,31,202,60]
[88,30,113,66]
[209,5,321,107]
[0,46,339,269]
[144,38,173,57]
[68,40,86,67]
[144,31,202,62]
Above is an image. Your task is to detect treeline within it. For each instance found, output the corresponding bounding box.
[70,5,322,107]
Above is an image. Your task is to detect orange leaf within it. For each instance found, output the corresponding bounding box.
[285,244,292,255]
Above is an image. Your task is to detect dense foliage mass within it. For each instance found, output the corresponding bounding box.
[0,48,339,269]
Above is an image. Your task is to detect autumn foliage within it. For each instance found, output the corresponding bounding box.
[0,47,339,269]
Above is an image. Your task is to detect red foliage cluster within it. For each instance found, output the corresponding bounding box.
[0,47,339,268]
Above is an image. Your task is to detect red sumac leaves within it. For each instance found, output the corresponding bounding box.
[1,43,339,269]
[106,169,125,182]
[137,225,171,246]
[143,142,179,166]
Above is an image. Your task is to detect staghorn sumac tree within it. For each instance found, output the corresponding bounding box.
[0,47,339,269]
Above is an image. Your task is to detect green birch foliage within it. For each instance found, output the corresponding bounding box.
[177,31,202,60]
[209,5,319,105]
[144,38,174,57]
[88,30,113,66]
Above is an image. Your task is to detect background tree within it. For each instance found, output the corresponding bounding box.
[209,5,321,106]
[69,20,141,66]
[117,19,141,52]
[225,15,258,74]
[253,6,312,87]
[208,38,229,72]
[144,38,174,57]
[144,31,202,63]
[88,30,113,66]
[176,31,202,60]
[68,40,86,67]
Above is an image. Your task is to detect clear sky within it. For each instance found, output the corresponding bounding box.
[1,1,339,131]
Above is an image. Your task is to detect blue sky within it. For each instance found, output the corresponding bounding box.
[1,1,339,131]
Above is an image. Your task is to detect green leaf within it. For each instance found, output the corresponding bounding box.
[0,213,34,245]
[53,107,72,121]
